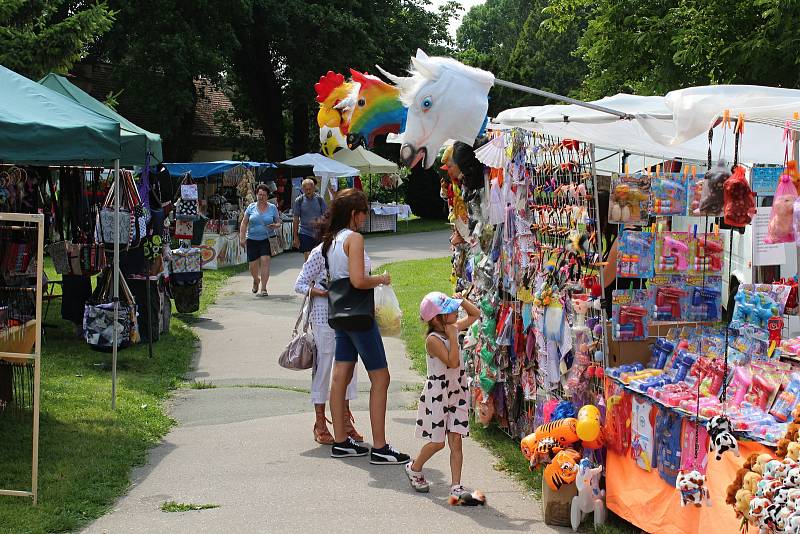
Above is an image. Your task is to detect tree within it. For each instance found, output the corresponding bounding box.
[222,0,460,161]
[94,0,232,160]
[543,0,800,99]
[0,0,115,79]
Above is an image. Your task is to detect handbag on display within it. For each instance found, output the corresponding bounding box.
[278,291,315,370]
[180,183,199,200]
[96,170,146,248]
[175,175,201,221]
[174,219,194,239]
[323,254,375,331]
[48,241,71,274]
[171,244,202,273]
[83,268,140,350]
[175,198,200,221]
[171,271,202,313]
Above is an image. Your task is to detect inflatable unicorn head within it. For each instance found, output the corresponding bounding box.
[377,49,494,168]
[346,69,406,149]
[315,71,356,132]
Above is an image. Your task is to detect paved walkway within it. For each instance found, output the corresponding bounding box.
[84,231,566,534]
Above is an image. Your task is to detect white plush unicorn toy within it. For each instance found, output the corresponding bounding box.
[377,49,494,169]
[571,458,606,531]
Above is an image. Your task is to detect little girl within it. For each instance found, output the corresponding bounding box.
[405,291,485,505]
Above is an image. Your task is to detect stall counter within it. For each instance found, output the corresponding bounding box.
[607,440,771,534]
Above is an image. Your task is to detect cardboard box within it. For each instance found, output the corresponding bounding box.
[605,321,714,367]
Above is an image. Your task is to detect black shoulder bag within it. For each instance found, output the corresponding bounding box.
[323,241,375,331]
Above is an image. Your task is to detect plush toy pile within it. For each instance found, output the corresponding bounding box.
[726,406,800,533]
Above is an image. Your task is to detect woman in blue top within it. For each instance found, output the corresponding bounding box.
[239,183,281,296]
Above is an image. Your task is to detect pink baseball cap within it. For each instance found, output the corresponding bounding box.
[420,291,462,322]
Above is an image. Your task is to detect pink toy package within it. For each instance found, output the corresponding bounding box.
[631,396,658,471]
[680,419,709,474]
[766,168,799,244]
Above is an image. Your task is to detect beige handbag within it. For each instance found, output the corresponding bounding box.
[278,291,315,370]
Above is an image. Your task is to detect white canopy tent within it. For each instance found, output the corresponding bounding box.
[281,153,359,196]
[493,86,800,167]
[332,146,399,174]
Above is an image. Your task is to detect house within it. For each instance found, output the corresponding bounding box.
[69,62,260,162]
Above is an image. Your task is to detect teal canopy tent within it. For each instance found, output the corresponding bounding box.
[40,73,162,166]
[0,65,122,164]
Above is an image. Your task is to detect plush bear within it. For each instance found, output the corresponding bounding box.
[743,472,762,494]
[734,489,753,519]
[789,442,800,462]
[753,453,776,475]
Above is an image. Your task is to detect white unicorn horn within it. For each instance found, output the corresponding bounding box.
[375,64,411,88]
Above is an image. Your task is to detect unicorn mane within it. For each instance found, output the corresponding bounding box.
[383,51,495,107]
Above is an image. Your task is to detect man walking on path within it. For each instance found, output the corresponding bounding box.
[293,178,327,260]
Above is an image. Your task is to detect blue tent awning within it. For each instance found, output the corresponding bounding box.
[162,161,275,179]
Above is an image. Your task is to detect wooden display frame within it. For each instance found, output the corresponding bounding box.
[0,212,43,505]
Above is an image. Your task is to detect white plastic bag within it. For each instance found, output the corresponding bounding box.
[374,285,402,337]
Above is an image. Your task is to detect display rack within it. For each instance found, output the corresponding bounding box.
[0,212,43,505]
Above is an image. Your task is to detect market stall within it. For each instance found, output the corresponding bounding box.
[162,161,289,268]
[0,63,126,505]
[320,49,800,532]
[332,146,411,232]
[481,87,800,532]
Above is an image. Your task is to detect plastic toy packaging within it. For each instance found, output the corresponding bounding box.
[655,232,691,274]
[604,384,632,455]
[649,275,687,322]
[769,372,800,422]
[612,289,651,341]
[616,230,655,278]
[766,167,799,243]
[680,419,709,474]
[685,275,722,321]
[655,407,684,487]
[692,234,723,275]
[650,171,688,216]
[693,160,729,216]
[723,165,756,227]
[609,172,651,225]
[630,396,657,471]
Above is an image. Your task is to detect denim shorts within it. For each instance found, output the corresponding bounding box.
[334,320,388,371]
[246,238,271,262]
[299,233,320,253]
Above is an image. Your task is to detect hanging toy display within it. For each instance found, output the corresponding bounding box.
[723,165,756,227]
[693,160,729,217]
[609,171,651,225]
[676,470,712,507]
[706,415,741,461]
[766,166,799,243]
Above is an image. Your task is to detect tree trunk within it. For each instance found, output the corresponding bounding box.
[290,95,310,156]
[232,44,286,161]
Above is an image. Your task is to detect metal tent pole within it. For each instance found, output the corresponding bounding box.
[112,159,120,410]
[494,79,634,120]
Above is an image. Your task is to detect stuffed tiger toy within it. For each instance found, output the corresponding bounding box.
[544,449,581,491]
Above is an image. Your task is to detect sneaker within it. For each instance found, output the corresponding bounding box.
[404,462,430,493]
[449,485,486,506]
[369,443,410,465]
[331,437,369,458]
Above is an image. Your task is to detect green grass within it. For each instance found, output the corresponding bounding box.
[389,257,638,534]
[365,216,449,238]
[382,257,454,376]
[0,260,246,533]
[160,501,219,513]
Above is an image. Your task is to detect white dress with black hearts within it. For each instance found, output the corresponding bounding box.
[415,332,470,443]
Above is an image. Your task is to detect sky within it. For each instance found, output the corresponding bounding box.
[433,0,486,39]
